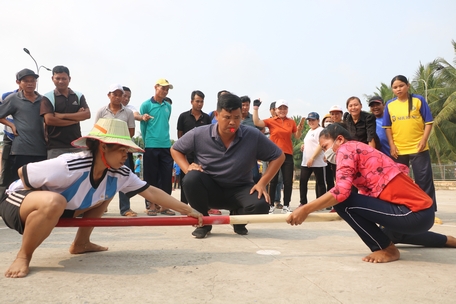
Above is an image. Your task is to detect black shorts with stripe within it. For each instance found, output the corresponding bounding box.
[0,190,76,235]
[0,190,34,235]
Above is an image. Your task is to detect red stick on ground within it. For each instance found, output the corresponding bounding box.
[55,214,341,227]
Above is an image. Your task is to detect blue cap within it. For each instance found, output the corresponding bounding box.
[306,112,319,120]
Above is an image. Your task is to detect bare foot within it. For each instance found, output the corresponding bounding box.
[69,242,108,254]
[4,257,30,278]
[445,235,456,247]
[362,243,400,263]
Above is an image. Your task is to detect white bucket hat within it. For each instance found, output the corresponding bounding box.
[72,118,144,153]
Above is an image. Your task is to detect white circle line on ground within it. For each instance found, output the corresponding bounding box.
[256,250,281,256]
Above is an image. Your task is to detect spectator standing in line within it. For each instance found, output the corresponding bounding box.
[207,90,230,124]
[134,154,142,178]
[40,66,91,159]
[171,93,285,238]
[368,96,390,157]
[176,90,211,204]
[263,101,284,211]
[299,112,326,206]
[122,86,150,122]
[119,86,142,211]
[326,106,345,211]
[240,95,263,183]
[321,114,332,128]
[0,84,21,189]
[327,105,344,183]
[344,96,378,148]
[173,162,181,190]
[344,96,379,196]
[329,105,344,124]
[253,99,304,214]
[0,69,46,182]
[383,75,437,211]
[321,113,334,192]
[95,84,137,217]
[140,79,175,216]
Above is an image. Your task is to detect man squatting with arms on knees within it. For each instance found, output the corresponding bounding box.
[171,93,285,238]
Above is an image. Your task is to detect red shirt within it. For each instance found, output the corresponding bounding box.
[378,173,432,212]
[328,141,431,212]
[263,117,297,155]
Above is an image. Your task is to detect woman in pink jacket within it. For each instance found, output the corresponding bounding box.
[287,123,456,263]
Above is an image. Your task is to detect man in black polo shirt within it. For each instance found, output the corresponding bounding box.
[176,90,211,204]
[40,66,91,159]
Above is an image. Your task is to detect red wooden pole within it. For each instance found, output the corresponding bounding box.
[56,216,231,227]
[56,213,340,227]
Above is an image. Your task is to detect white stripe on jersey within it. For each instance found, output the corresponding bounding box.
[7,151,147,210]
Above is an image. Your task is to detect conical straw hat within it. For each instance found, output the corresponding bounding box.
[72,118,143,153]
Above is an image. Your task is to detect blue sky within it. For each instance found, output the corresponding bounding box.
[1,0,455,139]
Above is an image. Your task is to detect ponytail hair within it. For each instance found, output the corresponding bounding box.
[86,138,100,157]
[391,75,412,116]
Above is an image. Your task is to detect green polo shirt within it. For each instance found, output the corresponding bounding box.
[140,97,171,148]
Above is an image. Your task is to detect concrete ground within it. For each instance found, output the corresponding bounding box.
[1,189,456,303]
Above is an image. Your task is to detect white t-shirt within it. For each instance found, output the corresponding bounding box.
[301,126,326,167]
[7,151,148,210]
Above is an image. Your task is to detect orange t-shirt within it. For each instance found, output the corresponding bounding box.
[263,117,297,155]
[378,173,433,212]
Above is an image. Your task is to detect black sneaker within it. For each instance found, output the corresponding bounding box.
[233,224,248,235]
[192,226,212,238]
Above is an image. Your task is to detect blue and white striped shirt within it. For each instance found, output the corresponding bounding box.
[7,151,148,210]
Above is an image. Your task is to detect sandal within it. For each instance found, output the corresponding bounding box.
[146,209,157,216]
[160,209,176,216]
[123,210,137,217]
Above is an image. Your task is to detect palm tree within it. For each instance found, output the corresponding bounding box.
[430,40,456,166]
[412,42,456,175]
[365,82,395,103]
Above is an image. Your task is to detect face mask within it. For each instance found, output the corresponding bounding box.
[324,141,337,164]
[324,121,332,128]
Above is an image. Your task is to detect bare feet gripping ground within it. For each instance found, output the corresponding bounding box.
[69,242,108,254]
[362,243,401,263]
[4,257,31,278]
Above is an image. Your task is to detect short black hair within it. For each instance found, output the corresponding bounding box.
[217,93,242,113]
[319,122,352,141]
[240,96,251,103]
[217,90,230,98]
[191,90,205,100]
[123,86,131,92]
[52,65,70,76]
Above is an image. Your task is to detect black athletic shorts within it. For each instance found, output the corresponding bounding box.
[0,190,75,235]
[0,190,33,235]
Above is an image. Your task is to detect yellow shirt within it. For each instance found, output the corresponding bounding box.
[382,94,433,155]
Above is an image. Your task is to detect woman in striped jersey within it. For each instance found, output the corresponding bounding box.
[0,118,202,278]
